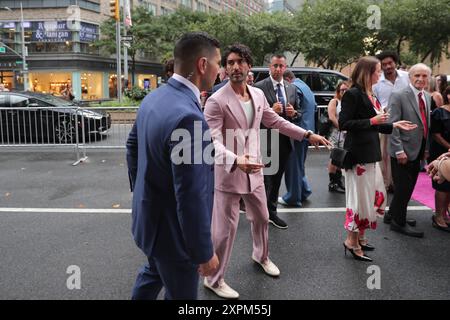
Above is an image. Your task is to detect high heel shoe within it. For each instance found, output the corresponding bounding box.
[343,243,373,262]
[358,240,375,251]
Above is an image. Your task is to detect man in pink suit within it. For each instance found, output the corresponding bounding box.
[203,44,331,299]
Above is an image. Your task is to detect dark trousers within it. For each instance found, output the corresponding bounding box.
[389,156,421,226]
[131,257,198,300]
[264,135,292,217]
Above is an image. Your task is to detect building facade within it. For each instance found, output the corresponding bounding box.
[266,0,301,14]
[0,0,265,99]
[136,0,265,16]
[0,0,163,100]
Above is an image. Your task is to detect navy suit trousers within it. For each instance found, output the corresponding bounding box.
[131,257,199,300]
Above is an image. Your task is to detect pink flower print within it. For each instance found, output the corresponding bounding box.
[370,221,377,229]
[345,208,355,229]
[355,215,369,230]
[356,165,366,176]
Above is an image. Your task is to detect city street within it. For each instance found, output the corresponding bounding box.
[0,148,448,300]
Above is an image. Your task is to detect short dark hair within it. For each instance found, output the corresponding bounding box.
[283,70,295,80]
[174,32,220,72]
[222,43,254,67]
[270,53,287,61]
[375,51,399,64]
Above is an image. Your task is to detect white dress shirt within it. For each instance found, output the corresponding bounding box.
[270,76,287,106]
[171,73,202,106]
[373,69,410,108]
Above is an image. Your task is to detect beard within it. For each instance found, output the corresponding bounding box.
[229,72,247,84]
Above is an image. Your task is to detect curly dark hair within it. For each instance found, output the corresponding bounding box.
[221,43,254,67]
[375,51,399,64]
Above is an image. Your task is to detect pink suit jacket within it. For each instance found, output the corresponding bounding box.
[204,82,307,194]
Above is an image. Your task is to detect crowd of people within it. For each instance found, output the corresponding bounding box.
[126,32,449,300]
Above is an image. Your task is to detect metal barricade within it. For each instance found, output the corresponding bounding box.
[0,106,139,165]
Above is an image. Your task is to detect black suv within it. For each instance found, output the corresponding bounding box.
[251,66,348,106]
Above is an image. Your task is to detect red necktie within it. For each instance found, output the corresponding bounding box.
[418,92,428,138]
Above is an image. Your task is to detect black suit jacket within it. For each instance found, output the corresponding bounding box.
[339,86,393,169]
[254,77,299,155]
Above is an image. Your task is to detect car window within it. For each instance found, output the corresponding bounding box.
[253,70,269,83]
[319,73,346,92]
[293,72,313,88]
[28,98,49,107]
[9,95,29,108]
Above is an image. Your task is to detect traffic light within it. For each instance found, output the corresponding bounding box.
[110,0,119,21]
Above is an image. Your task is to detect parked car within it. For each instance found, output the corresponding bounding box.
[251,67,348,136]
[0,91,111,144]
[251,66,349,106]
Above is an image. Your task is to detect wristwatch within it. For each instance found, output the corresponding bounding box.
[305,130,313,139]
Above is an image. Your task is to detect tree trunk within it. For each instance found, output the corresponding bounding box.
[290,51,300,67]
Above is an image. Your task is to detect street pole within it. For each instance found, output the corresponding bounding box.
[20,2,28,91]
[123,2,129,91]
[115,19,122,102]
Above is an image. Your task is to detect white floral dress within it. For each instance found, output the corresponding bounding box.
[343,96,387,232]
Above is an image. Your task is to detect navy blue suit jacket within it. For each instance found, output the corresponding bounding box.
[126,77,214,264]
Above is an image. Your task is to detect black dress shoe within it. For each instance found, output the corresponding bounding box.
[328,182,345,193]
[269,215,288,229]
[343,243,373,262]
[359,241,375,251]
[384,213,416,227]
[390,220,424,238]
[432,216,450,233]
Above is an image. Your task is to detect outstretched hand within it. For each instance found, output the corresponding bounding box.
[308,133,332,149]
[393,120,417,131]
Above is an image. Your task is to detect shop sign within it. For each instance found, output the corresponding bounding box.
[31,21,71,42]
[0,61,17,68]
[80,23,98,42]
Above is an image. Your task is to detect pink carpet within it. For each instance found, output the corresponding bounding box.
[411,172,435,210]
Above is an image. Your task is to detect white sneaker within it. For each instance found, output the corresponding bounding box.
[277,197,289,206]
[203,278,239,299]
[252,256,280,277]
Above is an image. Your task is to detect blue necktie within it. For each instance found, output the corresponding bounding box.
[276,83,286,116]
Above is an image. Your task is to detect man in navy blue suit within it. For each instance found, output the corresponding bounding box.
[126,32,221,300]
[278,70,317,207]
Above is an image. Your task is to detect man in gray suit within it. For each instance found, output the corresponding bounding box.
[254,54,301,229]
[386,63,432,238]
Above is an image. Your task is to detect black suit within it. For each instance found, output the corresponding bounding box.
[254,77,300,217]
[339,86,393,169]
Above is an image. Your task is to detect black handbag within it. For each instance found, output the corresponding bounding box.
[330,131,347,168]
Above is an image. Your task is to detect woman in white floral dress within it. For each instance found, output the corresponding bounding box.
[339,57,417,261]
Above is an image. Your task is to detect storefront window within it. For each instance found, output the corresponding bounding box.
[29,72,72,96]
[0,71,14,91]
[80,72,103,100]
[137,74,157,90]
